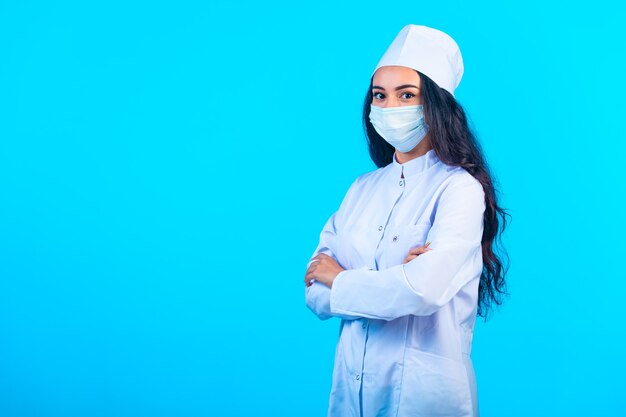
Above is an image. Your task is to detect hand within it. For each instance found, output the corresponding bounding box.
[304,253,345,288]
[403,241,432,264]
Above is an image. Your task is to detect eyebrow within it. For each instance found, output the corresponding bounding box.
[372,84,420,91]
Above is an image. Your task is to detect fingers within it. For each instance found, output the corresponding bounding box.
[404,243,433,264]
[304,271,316,287]
[403,255,417,264]
[305,261,318,284]
[308,258,321,269]
[304,264,313,286]
[304,257,323,286]
[306,257,321,272]
[408,248,430,255]
[407,245,432,256]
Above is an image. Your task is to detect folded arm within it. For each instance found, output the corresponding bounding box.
[329,174,486,320]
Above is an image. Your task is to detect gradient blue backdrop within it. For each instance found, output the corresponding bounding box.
[1,1,624,416]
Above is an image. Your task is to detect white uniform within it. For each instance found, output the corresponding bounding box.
[305,149,485,417]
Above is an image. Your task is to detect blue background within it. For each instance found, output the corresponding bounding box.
[1,1,624,416]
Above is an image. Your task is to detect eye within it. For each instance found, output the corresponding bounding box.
[401,92,416,100]
[373,92,385,100]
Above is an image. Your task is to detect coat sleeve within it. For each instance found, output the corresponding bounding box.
[329,174,486,320]
[305,179,364,321]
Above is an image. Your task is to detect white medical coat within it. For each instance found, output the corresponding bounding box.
[305,149,485,417]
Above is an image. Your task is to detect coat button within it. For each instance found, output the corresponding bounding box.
[392,235,398,242]
[378,225,383,231]
[399,180,405,186]
[355,373,361,380]
[362,322,367,329]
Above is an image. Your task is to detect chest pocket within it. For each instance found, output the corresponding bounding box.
[380,223,432,267]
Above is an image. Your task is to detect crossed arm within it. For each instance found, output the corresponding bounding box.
[304,174,486,321]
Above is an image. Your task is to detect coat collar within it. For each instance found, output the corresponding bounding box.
[390,148,440,179]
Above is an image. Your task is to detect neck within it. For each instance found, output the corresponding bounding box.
[394,137,433,164]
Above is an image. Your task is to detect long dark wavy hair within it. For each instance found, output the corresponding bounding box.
[362,70,511,319]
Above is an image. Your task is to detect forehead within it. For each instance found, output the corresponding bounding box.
[372,66,421,87]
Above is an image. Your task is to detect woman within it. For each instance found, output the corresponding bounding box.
[303,24,509,417]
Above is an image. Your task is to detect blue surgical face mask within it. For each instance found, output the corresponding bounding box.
[369,104,429,153]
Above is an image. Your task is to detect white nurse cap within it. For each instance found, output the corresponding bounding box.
[372,24,464,97]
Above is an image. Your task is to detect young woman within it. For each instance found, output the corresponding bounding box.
[304,25,509,417]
